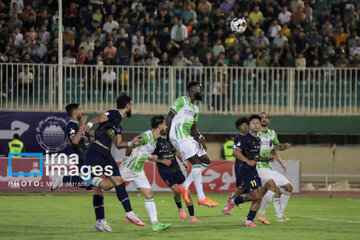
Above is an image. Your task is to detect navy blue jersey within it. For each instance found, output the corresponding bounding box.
[233,132,261,169]
[153,137,180,172]
[66,120,89,155]
[94,110,123,149]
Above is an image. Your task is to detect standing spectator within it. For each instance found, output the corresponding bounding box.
[278,6,291,25]
[63,27,75,45]
[116,41,130,65]
[103,40,117,63]
[103,15,119,34]
[197,0,212,17]
[212,39,225,60]
[268,20,281,39]
[292,30,309,57]
[5,134,25,157]
[291,7,306,26]
[18,66,33,96]
[102,67,116,100]
[64,2,78,26]
[171,18,188,45]
[249,6,263,27]
[32,38,47,62]
[79,35,94,54]
[76,47,87,65]
[131,38,147,57]
[37,25,51,45]
[273,31,288,50]
[182,3,197,24]
[333,27,349,49]
[13,27,23,46]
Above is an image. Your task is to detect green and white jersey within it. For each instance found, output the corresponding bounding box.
[121,130,156,172]
[169,96,199,141]
[257,129,279,169]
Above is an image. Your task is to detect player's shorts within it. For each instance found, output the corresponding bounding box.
[257,167,275,187]
[171,137,206,161]
[158,168,186,188]
[119,164,151,189]
[236,165,261,191]
[270,169,290,187]
[84,143,121,177]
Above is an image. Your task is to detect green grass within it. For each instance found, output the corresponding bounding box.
[0,193,359,240]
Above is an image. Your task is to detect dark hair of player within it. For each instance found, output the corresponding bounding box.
[249,114,261,123]
[259,111,270,119]
[13,133,19,139]
[186,81,200,92]
[235,117,249,129]
[151,115,165,129]
[65,103,79,117]
[116,92,132,109]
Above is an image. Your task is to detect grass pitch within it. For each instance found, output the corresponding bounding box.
[0,193,359,240]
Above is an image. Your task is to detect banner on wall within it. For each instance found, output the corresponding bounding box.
[0,111,72,155]
[0,157,300,193]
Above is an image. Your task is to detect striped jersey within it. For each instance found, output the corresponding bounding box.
[169,96,199,141]
[121,130,156,172]
[257,129,279,169]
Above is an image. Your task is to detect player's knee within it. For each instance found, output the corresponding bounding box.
[255,189,263,200]
[188,155,201,165]
[144,190,154,199]
[266,180,277,192]
[200,155,210,165]
[285,184,293,193]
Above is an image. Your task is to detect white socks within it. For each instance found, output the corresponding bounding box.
[192,165,206,201]
[183,163,208,190]
[273,197,283,218]
[145,198,158,225]
[259,190,275,214]
[280,190,291,210]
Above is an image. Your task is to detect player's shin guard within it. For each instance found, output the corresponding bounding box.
[115,183,133,213]
[192,165,206,200]
[273,197,283,218]
[145,198,158,225]
[258,190,275,215]
[280,190,291,210]
[187,205,194,217]
[93,195,105,220]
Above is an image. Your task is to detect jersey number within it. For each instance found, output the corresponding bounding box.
[250,180,257,187]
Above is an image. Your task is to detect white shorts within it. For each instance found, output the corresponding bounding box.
[119,165,151,189]
[270,169,290,187]
[171,137,207,161]
[257,168,274,187]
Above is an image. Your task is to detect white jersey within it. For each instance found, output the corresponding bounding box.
[121,130,156,172]
[169,96,199,141]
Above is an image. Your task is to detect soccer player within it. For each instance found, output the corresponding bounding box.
[222,116,249,215]
[166,81,218,208]
[224,114,273,227]
[50,103,90,190]
[118,115,172,231]
[256,112,292,223]
[153,129,199,222]
[83,93,145,232]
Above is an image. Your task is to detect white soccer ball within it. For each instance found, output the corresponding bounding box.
[230,18,247,34]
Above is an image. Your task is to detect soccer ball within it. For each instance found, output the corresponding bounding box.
[230,18,247,34]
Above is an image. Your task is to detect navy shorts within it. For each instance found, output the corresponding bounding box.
[158,168,185,188]
[236,164,261,192]
[84,143,121,177]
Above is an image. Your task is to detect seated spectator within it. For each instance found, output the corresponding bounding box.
[335,51,349,67]
[257,49,270,67]
[91,27,106,47]
[254,31,270,49]
[84,50,96,65]
[295,52,306,68]
[31,37,47,62]
[173,50,190,66]
[283,52,295,67]
[145,51,160,66]
[22,4,36,22]
[212,39,225,60]
[190,56,203,76]
[9,2,22,17]
[64,2,78,26]
[333,27,349,49]
[182,3,197,24]
[116,41,130,65]
[13,27,23,46]
[7,13,23,33]
[273,31,288,50]
[243,53,256,67]
[268,20,281,39]
[93,40,103,58]
[63,27,75,45]
[308,30,323,48]
[79,35,94,55]
[220,0,235,14]
[25,26,37,43]
[92,8,102,28]
[103,15,119,34]
[63,49,76,65]
[131,38,147,56]
[291,7,306,26]
[350,39,360,59]
[171,18,188,45]
[104,40,117,63]
[290,0,304,13]
[102,66,116,100]
[131,30,144,46]
[249,6,263,27]
[130,48,144,66]
[159,52,170,66]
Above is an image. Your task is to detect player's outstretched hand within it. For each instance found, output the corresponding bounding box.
[132,135,142,146]
[247,160,256,167]
[83,124,91,132]
[281,164,287,173]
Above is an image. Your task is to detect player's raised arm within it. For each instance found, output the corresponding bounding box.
[114,134,142,149]
[84,113,109,132]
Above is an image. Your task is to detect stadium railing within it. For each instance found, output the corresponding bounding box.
[0,63,359,115]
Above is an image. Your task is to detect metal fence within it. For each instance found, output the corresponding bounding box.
[0,63,359,115]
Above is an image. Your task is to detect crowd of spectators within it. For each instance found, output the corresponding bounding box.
[0,0,360,69]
